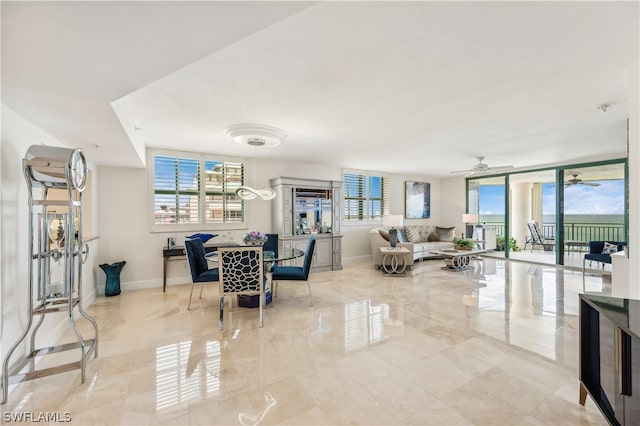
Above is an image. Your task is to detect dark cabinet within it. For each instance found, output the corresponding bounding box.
[580,294,640,425]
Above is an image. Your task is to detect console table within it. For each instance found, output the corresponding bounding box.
[162,242,235,292]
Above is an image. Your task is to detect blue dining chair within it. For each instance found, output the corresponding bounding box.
[263,233,279,271]
[184,238,219,309]
[271,237,316,306]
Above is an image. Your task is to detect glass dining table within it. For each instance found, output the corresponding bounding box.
[204,247,305,264]
[205,247,306,299]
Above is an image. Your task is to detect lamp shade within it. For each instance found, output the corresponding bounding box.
[383,214,404,228]
[462,213,479,224]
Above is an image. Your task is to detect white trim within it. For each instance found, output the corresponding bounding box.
[342,168,389,224]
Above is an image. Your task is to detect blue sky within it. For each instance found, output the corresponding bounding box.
[479,180,625,215]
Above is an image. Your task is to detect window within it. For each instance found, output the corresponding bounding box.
[150,150,245,231]
[343,170,388,223]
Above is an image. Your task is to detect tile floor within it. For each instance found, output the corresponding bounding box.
[2,257,610,425]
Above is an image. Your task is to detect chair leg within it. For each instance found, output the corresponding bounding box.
[219,296,224,331]
[259,293,264,328]
[188,283,196,310]
[273,280,278,298]
[306,281,313,307]
[582,258,586,291]
[199,285,204,300]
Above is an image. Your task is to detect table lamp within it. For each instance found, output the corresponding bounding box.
[383,214,404,248]
[462,213,479,239]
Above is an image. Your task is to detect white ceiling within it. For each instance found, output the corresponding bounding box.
[2,1,638,176]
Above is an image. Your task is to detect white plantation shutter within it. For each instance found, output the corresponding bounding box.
[151,151,245,230]
[203,160,244,224]
[154,156,200,224]
[343,170,388,222]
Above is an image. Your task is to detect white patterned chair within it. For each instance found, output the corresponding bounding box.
[218,246,265,330]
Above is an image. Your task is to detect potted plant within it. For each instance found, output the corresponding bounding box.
[453,238,474,250]
[496,236,519,252]
[243,230,268,245]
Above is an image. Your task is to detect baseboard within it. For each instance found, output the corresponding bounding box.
[343,255,372,265]
[115,275,192,292]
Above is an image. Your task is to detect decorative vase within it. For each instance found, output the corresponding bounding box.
[455,245,472,251]
[389,228,398,248]
[243,230,267,246]
[243,236,268,245]
[100,261,126,297]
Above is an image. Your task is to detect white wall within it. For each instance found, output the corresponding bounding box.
[627,60,639,297]
[440,176,467,235]
[98,156,453,288]
[1,105,101,374]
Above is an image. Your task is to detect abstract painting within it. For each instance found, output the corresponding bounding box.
[405,181,430,219]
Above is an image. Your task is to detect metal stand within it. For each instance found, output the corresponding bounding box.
[1,146,98,404]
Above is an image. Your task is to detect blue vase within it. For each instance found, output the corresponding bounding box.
[100,261,126,297]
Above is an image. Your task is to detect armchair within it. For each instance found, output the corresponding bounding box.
[583,241,627,272]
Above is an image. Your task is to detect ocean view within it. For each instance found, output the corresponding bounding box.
[479,214,624,224]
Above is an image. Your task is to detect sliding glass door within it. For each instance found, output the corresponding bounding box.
[468,176,506,253]
[563,163,626,242]
[467,159,627,267]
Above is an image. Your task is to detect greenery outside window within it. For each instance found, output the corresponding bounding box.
[343,170,388,223]
[150,150,245,232]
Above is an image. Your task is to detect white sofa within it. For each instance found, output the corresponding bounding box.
[370,225,456,268]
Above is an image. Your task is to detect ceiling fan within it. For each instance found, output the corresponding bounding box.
[565,174,600,187]
[450,157,513,176]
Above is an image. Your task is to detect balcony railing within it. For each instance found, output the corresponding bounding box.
[480,222,625,242]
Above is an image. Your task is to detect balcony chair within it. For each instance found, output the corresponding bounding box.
[524,221,554,252]
[271,237,316,306]
[218,246,265,330]
[185,238,220,310]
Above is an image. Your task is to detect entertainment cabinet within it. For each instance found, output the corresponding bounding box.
[579,294,640,425]
[270,177,342,272]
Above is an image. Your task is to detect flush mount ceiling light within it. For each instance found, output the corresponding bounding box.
[224,123,286,148]
[224,123,285,201]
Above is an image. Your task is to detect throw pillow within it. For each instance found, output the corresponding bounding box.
[379,229,390,241]
[397,228,409,243]
[418,227,432,243]
[602,242,618,254]
[405,226,421,243]
[436,226,456,242]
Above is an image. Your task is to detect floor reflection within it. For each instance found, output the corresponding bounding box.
[155,339,221,412]
[238,392,277,425]
[3,257,609,425]
[467,258,605,361]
